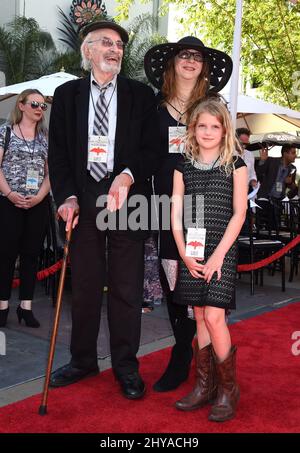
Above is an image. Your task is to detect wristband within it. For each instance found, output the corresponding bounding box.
[5,190,12,198]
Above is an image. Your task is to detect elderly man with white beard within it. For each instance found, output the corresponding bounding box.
[48,18,160,399]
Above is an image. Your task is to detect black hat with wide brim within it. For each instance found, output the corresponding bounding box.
[79,19,129,44]
[144,36,233,92]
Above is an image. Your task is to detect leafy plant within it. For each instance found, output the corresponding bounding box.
[0,16,56,84]
[115,0,300,109]
[121,13,167,82]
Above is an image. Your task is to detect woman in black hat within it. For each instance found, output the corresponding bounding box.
[144,36,232,392]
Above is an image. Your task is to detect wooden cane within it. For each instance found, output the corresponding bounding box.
[39,222,73,415]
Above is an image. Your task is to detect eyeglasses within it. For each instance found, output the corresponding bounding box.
[177,50,205,63]
[23,100,48,111]
[87,36,125,50]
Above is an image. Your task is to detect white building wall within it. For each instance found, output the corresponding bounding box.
[0,1,168,51]
[0,0,21,27]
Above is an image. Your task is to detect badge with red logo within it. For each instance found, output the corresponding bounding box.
[185,228,206,259]
[88,135,108,163]
[169,126,186,154]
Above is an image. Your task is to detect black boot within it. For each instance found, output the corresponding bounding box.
[153,291,196,392]
[16,305,40,328]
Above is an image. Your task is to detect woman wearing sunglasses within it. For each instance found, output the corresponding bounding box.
[0,89,50,328]
[144,37,232,393]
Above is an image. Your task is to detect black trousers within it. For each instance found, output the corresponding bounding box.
[0,196,49,300]
[69,175,145,376]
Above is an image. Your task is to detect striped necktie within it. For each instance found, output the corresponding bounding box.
[90,83,111,182]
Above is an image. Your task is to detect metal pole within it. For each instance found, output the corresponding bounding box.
[229,0,243,128]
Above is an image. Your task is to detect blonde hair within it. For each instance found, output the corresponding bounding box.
[185,98,241,175]
[162,54,210,121]
[9,89,47,137]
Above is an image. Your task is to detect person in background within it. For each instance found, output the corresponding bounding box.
[144,36,233,392]
[256,144,297,200]
[236,128,258,189]
[256,144,298,231]
[0,89,50,328]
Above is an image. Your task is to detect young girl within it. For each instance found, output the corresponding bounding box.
[171,98,248,422]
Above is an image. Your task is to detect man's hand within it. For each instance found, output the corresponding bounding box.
[107,173,133,212]
[57,198,80,231]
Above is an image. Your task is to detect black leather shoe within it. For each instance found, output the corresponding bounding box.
[49,363,99,388]
[117,372,146,400]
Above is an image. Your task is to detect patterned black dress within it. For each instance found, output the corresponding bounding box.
[174,156,246,309]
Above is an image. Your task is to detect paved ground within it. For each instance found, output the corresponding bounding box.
[0,264,299,408]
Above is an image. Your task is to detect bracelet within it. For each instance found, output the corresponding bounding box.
[5,190,12,198]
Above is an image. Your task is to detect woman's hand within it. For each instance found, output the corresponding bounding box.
[201,252,224,283]
[24,194,42,209]
[182,256,204,279]
[7,191,28,209]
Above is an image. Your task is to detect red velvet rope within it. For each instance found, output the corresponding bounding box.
[237,234,300,272]
[11,235,300,288]
[12,259,64,288]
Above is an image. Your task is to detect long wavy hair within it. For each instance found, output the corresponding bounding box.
[185,98,241,175]
[161,52,210,122]
[9,89,47,137]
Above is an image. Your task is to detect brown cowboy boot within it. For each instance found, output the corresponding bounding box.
[175,342,217,411]
[208,345,240,422]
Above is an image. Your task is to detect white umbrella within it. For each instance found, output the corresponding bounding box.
[0,71,78,97]
[0,71,79,124]
[223,92,300,133]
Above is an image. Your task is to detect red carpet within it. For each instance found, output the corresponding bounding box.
[1,302,300,433]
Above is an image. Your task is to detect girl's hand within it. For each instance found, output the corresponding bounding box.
[182,256,204,279]
[7,191,27,209]
[24,194,42,209]
[201,253,224,283]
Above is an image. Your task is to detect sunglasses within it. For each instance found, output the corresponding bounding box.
[87,36,125,50]
[177,50,205,63]
[23,100,48,111]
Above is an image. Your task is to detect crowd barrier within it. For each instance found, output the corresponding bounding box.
[11,235,300,288]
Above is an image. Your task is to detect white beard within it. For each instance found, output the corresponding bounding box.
[98,59,121,75]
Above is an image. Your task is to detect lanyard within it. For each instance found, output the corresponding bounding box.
[165,100,188,127]
[90,81,116,134]
[18,125,36,160]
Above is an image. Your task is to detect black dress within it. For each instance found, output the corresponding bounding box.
[154,106,186,260]
[174,156,246,309]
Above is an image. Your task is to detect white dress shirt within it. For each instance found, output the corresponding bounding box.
[241,149,257,184]
[88,73,133,181]
[67,74,133,201]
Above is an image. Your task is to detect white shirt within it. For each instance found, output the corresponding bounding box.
[67,73,133,201]
[241,149,257,184]
[88,73,133,181]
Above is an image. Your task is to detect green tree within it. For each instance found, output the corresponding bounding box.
[0,16,56,84]
[116,0,300,109]
[121,14,167,82]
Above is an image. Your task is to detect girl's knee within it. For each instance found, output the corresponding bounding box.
[204,307,225,330]
[193,306,204,323]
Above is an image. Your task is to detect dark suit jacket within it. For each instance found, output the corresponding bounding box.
[256,157,297,199]
[48,74,160,208]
